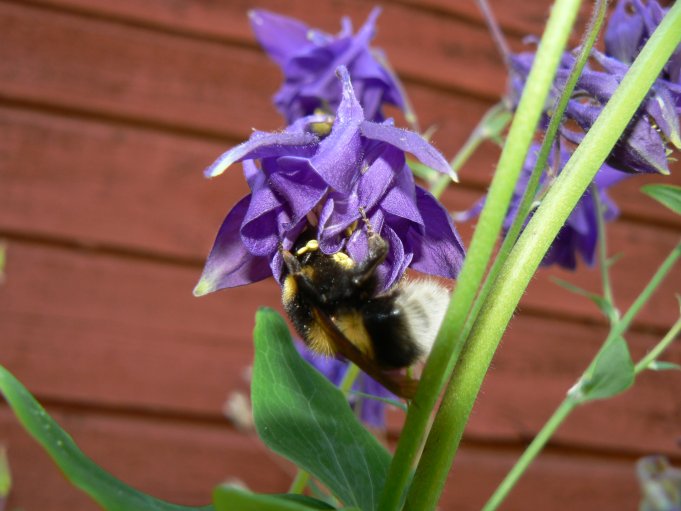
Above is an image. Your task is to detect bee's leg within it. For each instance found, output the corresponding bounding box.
[353,207,389,286]
[280,246,328,305]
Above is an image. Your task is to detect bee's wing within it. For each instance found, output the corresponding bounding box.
[311,307,418,399]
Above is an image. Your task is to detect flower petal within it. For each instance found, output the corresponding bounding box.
[193,195,272,296]
[359,121,455,178]
[249,10,311,68]
[205,130,318,178]
[310,66,365,192]
[407,187,465,279]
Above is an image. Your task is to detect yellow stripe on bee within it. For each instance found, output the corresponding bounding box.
[333,312,374,358]
[282,275,298,305]
[307,322,337,356]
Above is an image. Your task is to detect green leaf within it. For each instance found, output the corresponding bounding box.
[213,486,340,511]
[579,336,635,402]
[648,360,681,371]
[251,308,391,511]
[0,365,212,511]
[642,184,681,215]
[551,278,616,319]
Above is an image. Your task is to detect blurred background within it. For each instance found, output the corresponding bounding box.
[0,0,680,509]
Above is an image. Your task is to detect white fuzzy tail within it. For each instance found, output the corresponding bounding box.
[395,279,450,358]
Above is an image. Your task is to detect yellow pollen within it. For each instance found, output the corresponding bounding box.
[296,239,319,256]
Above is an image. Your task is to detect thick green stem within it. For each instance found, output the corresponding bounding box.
[378,1,583,509]
[463,0,607,353]
[404,5,681,510]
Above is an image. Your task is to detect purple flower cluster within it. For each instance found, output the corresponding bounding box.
[510,0,680,175]
[250,8,407,124]
[194,66,463,296]
[474,0,680,269]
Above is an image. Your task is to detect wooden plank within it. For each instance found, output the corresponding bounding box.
[0,407,291,510]
[22,0,560,42]
[0,406,648,511]
[1,241,679,456]
[0,0,508,138]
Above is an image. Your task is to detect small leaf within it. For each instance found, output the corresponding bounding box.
[648,361,681,372]
[251,308,391,511]
[213,486,341,511]
[551,278,615,318]
[641,184,681,215]
[579,336,635,402]
[0,365,212,511]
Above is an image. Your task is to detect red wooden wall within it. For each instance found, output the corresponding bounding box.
[1,1,680,509]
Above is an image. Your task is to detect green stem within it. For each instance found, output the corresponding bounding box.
[482,240,680,510]
[617,242,681,336]
[378,1,583,509]
[635,317,681,373]
[482,396,578,511]
[463,0,608,352]
[404,6,681,510]
[593,185,615,311]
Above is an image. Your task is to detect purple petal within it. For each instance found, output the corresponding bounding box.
[359,121,455,178]
[193,195,272,295]
[317,192,361,254]
[380,163,423,228]
[249,10,311,68]
[357,145,401,210]
[310,66,364,192]
[407,187,465,279]
[205,130,318,178]
[604,0,645,63]
[266,156,329,225]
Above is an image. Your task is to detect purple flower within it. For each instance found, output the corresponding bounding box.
[296,342,395,428]
[194,66,464,296]
[249,8,407,123]
[506,0,681,175]
[457,143,628,269]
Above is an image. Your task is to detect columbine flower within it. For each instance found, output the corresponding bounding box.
[457,143,627,269]
[506,0,681,175]
[249,8,407,123]
[297,342,394,428]
[194,66,464,296]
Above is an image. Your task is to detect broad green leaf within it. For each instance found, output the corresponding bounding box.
[251,308,391,511]
[648,361,681,371]
[0,365,212,511]
[642,184,681,215]
[579,336,635,402]
[213,486,360,511]
[348,391,408,412]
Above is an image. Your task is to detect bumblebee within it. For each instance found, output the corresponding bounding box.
[281,216,450,398]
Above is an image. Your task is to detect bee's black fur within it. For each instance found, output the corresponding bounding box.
[281,229,423,369]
